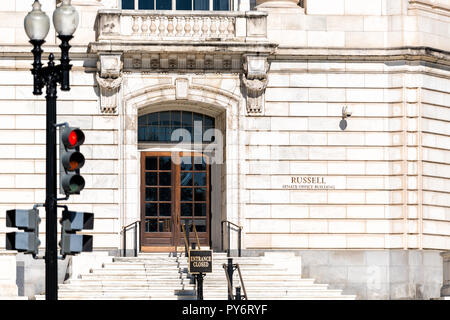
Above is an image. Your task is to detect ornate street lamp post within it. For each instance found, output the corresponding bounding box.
[24,0,79,300]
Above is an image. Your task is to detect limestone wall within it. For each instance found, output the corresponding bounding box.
[0,50,120,251]
[0,0,448,254]
[265,0,450,50]
[244,59,450,250]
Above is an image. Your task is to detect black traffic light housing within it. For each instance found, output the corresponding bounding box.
[59,125,86,195]
[60,209,94,257]
[5,209,41,257]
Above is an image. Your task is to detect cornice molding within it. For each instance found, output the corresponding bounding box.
[272,47,450,66]
[409,0,450,16]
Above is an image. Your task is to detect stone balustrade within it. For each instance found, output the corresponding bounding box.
[96,10,268,42]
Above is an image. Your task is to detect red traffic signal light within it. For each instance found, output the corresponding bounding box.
[61,127,85,149]
[60,125,86,195]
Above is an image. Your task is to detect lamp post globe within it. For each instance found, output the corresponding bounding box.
[53,0,79,36]
[24,0,50,41]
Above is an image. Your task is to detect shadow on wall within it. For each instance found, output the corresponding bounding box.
[15,253,70,298]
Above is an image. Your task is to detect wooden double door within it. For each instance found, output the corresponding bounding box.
[140,151,210,251]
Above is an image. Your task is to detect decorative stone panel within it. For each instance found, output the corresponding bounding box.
[96,54,123,114]
[242,55,270,114]
[122,53,242,73]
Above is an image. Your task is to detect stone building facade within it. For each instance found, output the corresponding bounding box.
[0,0,449,299]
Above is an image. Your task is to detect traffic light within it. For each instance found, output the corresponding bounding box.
[5,209,41,257]
[60,209,94,256]
[59,125,85,195]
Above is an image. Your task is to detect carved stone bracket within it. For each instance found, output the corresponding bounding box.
[242,55,269,114]
[96,54,123,114]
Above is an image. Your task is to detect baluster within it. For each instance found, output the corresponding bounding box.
[149,16,157,35]
[227,17,235,37]
[141,16,149,34]
[210,17,217,36]
[193,17,200,36]
[218,17,226,37]
[158,16,166,36]
[184,17,192,36]
[201,17,209,37]
[167,16,174,35]
[176,17,184,36]
[132,16,140,35]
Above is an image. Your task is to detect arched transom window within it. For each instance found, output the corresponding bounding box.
[138,111,215,143]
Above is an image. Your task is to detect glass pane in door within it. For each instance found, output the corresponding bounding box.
[143,155,173,241]
[179,154,208,238]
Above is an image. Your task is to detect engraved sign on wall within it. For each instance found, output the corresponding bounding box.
[282,176,336,190]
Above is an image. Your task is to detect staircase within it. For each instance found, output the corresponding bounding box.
[35,252,356,300]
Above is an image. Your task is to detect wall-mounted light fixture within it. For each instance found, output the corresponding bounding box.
[339,105,352,130]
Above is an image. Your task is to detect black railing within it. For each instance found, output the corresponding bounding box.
[221,220,242,257]
[223,258,247,300]
[121,220,140,257]
[181,222,190,258]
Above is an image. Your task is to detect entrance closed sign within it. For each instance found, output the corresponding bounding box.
[189,250,212,274]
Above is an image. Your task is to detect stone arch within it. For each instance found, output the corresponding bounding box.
[124,82,240,118]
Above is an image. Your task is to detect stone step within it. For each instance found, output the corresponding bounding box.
[85,273,182,278]
[58,288,193,293]
[95,267,181,272]
[87,268,298,275]
[0,296,29,300]
[114,256,261,262]
[88,270,181,275]
[78,274,306,283]
[65,278,185,284]
[88,268,277,274]
[52,252,355,300]
[95,266,284,273]
[35,292,356,301]
[66,278,318,287]
[107,261,273,267]
[36,296,356,300]
[187,274,304,279]
[59,285,334,295]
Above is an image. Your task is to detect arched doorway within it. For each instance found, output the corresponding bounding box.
[138,110,216,251]
[122,79,241,254]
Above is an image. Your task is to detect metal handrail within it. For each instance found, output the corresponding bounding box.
[181,223,190,259]
[223,264,235,300]
[235,264,248,300]
[222,262,248,300]
[221,220,243,257]
[121,220,140,257]
[192,223,201,250]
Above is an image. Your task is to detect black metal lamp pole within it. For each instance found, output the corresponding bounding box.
[25,0,79,301]
[30,35,74,301]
